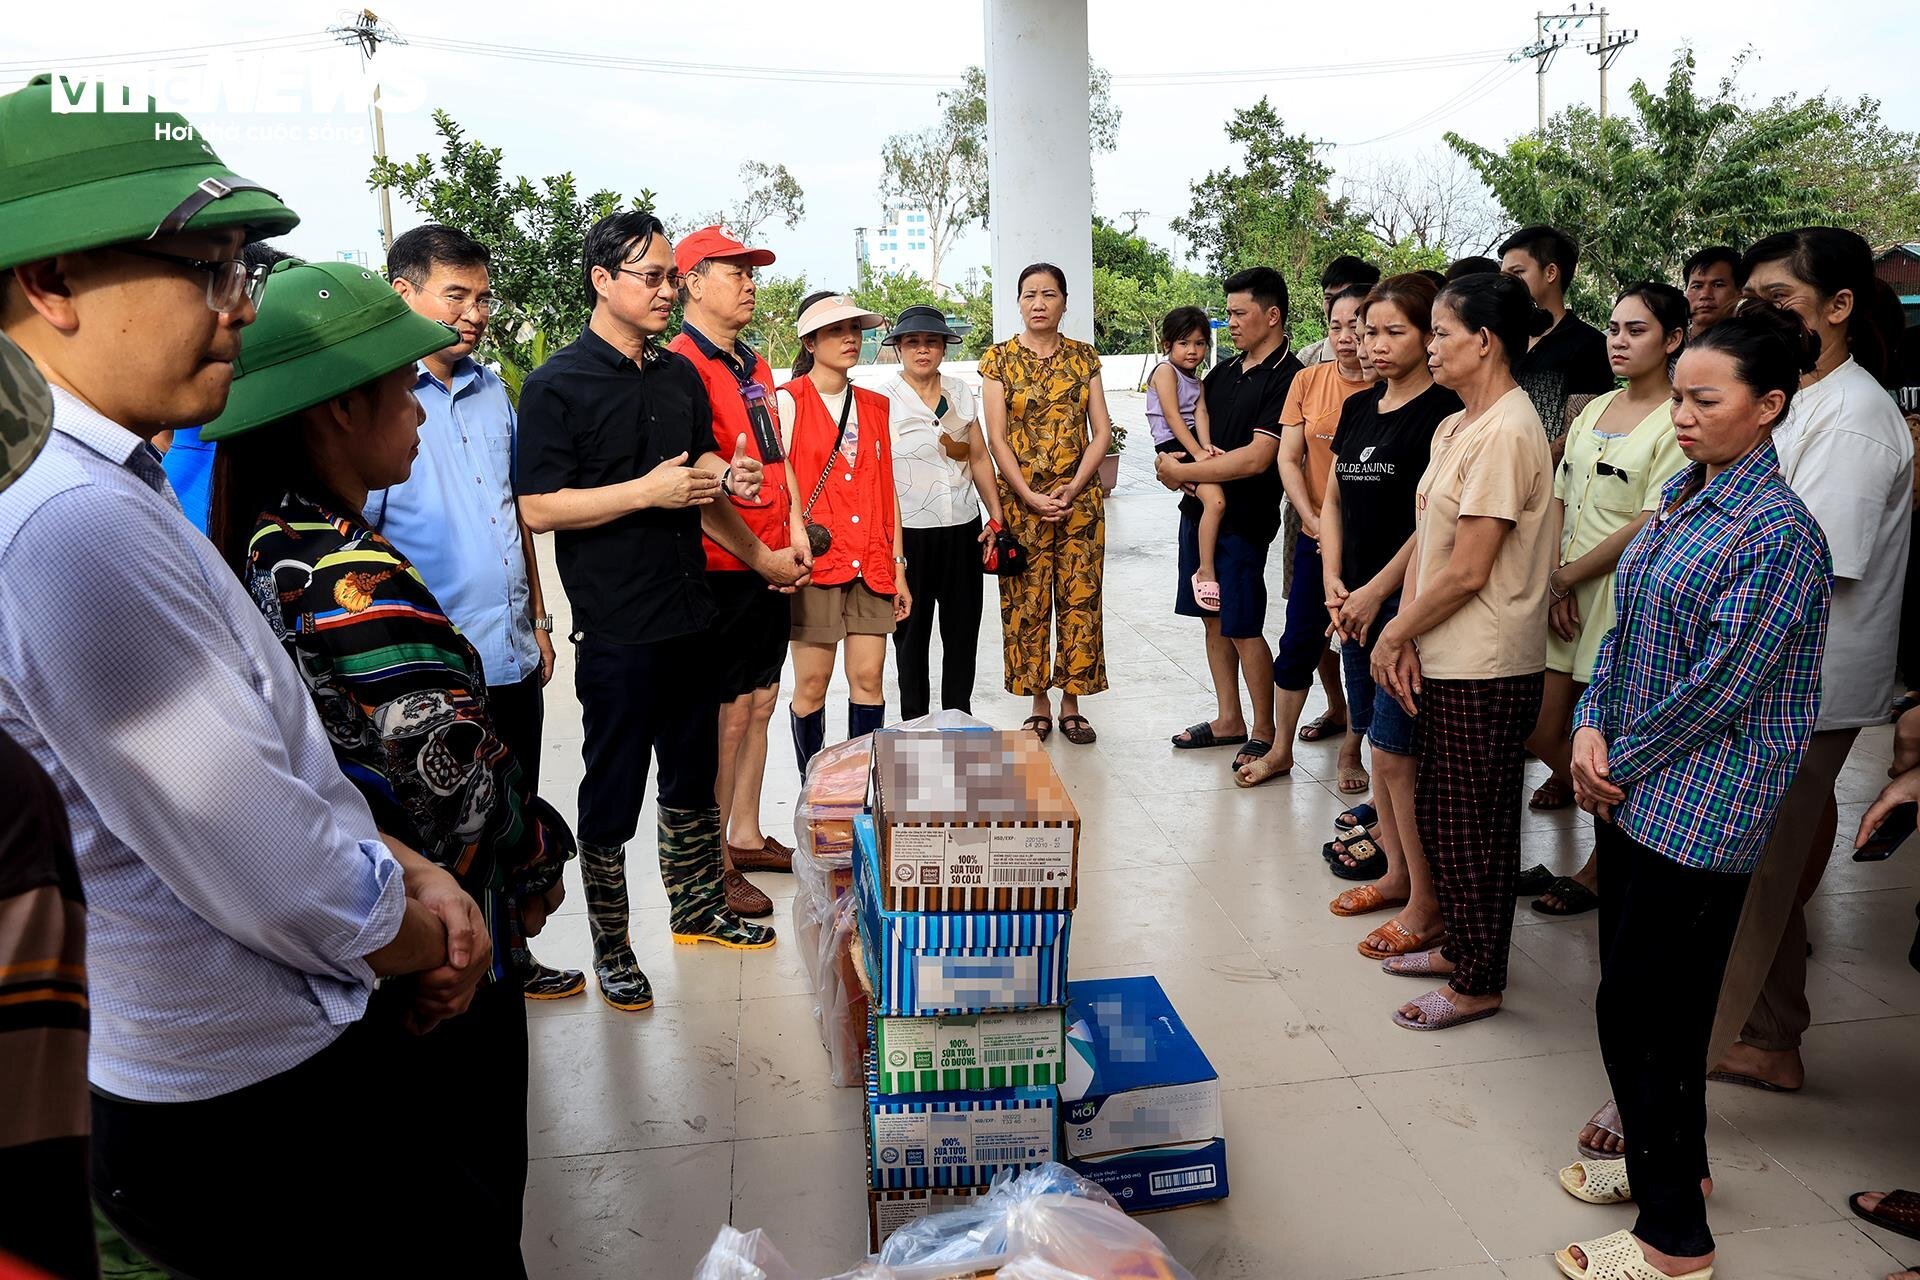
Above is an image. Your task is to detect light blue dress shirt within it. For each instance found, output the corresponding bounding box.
[0,388,407,1103]
[366,359,539,687]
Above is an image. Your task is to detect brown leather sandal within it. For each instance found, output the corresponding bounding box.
[1022,714,1053,742]
[1059,714,1097,745]
[723,868,772,918]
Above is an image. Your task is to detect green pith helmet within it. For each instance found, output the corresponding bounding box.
[0,73,300,271]
[200,259,457,441]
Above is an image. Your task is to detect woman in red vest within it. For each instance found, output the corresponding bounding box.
[782,292,911,770]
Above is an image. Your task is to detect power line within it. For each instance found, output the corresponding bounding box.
[1332,61,1528,149]
[0,32,333,74]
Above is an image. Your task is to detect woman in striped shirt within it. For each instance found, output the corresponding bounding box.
[1556,304,1832,1280]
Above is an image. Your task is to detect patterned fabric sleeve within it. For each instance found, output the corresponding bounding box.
[250,514,571,899]
[1603,523,1830,787]
[977,339,1005,388]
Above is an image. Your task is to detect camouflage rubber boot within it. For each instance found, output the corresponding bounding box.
[577,840,653,1009]
[659,804,776,950]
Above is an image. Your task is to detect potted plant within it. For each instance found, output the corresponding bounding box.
[1097,420,1126,494]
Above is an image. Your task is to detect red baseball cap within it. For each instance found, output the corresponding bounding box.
[674,224,776,274]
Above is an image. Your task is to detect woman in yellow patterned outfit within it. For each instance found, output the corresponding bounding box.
[980,262,1114,744]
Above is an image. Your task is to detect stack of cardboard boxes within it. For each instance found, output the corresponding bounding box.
[855,730,1078,1250]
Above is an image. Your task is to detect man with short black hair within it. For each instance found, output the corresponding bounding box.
[667,226,794,923]
[516,212,809,1011]
[1297,255,1382,366]
[1498,224,1614,449]
[1682,244,1744,337]
[371,222,585,1000]
[1446,255,1500,281]
[1156,266,1303,774]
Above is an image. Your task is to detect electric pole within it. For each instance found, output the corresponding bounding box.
[328,8,407,253]
[1515,17,1571,136]
[1586,11,1639,121]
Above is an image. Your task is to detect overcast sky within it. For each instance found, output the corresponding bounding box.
[10,1,1915,292]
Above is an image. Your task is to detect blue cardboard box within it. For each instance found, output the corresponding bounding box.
[864,1050,1059,1189]
[856,814,1071,1016]
[1061,976,1223,1158]
[1067,1138,1229,1212]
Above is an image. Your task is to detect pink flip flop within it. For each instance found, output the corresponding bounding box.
[1392,988,1499,1031]
[1190,571,1221,612]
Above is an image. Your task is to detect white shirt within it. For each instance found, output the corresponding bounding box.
[883,373,982,529]
[1773,357,1913,729]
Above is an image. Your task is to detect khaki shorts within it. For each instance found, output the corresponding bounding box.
[791,579,896,643]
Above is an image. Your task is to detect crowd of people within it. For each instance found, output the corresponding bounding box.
[2,75,1919,1280]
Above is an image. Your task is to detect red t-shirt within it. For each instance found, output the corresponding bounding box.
[667,330,792,572]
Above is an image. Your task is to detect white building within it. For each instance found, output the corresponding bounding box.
[859,207,937,281]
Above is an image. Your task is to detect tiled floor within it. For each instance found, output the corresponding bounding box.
[518,393,1920,1279]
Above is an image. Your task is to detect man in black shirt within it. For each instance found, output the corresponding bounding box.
[1499,225,1614,454]
[1155,267,1302,775]
[517,211,808,1011]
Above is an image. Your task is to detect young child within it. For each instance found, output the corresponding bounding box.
[1145,306,1226,610]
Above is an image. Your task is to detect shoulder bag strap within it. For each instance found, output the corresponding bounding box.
[802,386,855,522]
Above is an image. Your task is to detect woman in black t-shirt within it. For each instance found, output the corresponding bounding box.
[1319,274,1463,961]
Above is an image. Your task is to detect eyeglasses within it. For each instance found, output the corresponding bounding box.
[112,246,269,313]
[434,291,505,320]
[615,266,685,290]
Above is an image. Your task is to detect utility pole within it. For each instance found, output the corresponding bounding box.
[1586,11,1639,121]
[328,9,406,254]
[1514,16,1571,136]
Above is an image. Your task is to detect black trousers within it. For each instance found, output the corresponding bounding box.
[893,518,984,721]
[91,980,530,1278]
[1594,819,1749,1259]
[489,669,546,795]
[574,632,719,848]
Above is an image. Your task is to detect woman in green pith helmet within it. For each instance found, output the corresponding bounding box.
[203,257,575,1276]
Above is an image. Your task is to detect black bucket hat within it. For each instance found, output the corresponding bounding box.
[882,304,961,347]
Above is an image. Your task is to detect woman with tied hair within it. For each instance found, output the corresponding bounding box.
[1555,303,1831,1280]
[1522,283,1691,918]
[1369,271,1553,1032]
[980,262,1114,745]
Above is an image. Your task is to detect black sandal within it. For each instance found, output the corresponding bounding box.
[1172,721,1247,750]
[1515,863,1555,896]
[1297,712,1347,742]
[1231,739,1272,771]
[1328,835,1387,881]
[1022,715,1052,742]
[1530,876,1599,916]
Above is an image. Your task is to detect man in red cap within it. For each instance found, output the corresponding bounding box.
[668,226,799,919]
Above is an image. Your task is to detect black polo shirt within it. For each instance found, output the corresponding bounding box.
[514,326,720,645]
[1184,343,1303,545]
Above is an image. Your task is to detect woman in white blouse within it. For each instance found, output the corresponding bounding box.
[880,305,1006,719]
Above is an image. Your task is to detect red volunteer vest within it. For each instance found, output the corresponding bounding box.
[668,331,792,572]
[783,377,897,595]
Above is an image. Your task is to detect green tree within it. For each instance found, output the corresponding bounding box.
[667,160,808,243]
[849,264,945,320]
[1092,215,1173,284]
[1446,48,1834,318]
[955,271,995,359]
[1171,98,1369,344]
[879,61,1120,288]
[741,272,810,370]
[1766,94,1920,248]
[369,109,641,396]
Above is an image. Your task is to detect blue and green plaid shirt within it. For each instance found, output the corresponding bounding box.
[1573,440,1831,873]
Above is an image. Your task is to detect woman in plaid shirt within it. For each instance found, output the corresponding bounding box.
[1556,304,1832,1280]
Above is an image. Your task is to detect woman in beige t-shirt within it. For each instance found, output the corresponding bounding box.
[1369,272,1554,1032]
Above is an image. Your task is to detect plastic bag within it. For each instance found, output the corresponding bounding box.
[692,1224,800,1280]
[877,1163,1189,1278]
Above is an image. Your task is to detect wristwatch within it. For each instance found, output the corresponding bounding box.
[532,614,554,633]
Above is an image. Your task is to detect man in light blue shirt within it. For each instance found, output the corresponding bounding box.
[0,80,490,1275]
[372,223,583,1000]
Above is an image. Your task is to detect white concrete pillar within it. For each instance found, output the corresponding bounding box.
[983,0,1094,346]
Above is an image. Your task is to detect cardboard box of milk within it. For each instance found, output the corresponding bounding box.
[1061,976,1223,1158]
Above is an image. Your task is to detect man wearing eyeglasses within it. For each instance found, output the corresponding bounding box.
[0,78,486,1274]
[517,212,811,1012]
[667,226,796,923]
[372,223,585,1003]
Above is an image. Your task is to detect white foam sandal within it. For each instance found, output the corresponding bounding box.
[1560,1158,1632,1205]
[1555,1230,1712,1280]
